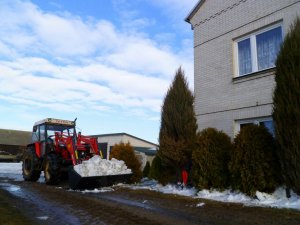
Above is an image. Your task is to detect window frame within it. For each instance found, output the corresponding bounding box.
[234,23,283,77]
[234,117,274,136]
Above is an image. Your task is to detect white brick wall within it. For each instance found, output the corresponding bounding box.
[189,0,300,138]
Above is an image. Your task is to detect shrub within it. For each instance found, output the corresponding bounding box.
[110,142,142,183]
[143,161,150,178]
[148,155,176,185]
[273,18,300,194]
[192,128,232,190]
[229,125,278,196]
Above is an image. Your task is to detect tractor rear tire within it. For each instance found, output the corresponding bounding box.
[22,147,41,182]
[44,154,61,185]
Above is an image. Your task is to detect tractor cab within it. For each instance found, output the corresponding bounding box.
[31,118,75,142]
[30,118,76,161]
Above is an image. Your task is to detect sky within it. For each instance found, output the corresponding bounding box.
[0,0,198,144]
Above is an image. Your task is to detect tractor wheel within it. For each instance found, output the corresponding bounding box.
[44,154,61,185]
[22,147,41,182]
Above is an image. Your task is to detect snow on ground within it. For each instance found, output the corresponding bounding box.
[0,162,44,182]
[127,179,197,197]
[128,179,300,210]
[197,188,300,210]
[0,162,23,181]
[196,202,205,207]
[81,187,114,193]
[36,216,49,221]
[1,163,300,210]
[74,156,132,177]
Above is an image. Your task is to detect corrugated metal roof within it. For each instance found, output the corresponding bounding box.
[0,129,32,146]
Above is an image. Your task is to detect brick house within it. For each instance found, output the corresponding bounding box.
[185,0,300,138]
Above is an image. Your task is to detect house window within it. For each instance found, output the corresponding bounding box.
[235,24,283,76]
[235,118,274,136]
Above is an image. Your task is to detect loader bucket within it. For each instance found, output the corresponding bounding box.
[68,168,132,190]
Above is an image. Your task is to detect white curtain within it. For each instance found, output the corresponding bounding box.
[238,38,252,75]
[256,27,282,70]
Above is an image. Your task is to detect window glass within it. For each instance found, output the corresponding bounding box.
[260,120,275,137]
[39,125,46,141]
[238,38,252,75]
[46,125,75,138]
[237,118,275,136]
[256,27,282,70]
[31,126,38,142]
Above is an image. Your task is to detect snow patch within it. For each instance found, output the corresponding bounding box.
[197,188,300,210]
[36,216,49,220]
[0,162,23,181]
[196,202,205,207]
[73,156,132,177]
[129,178,197,197]
[82,187,114,193]
[8,185,21,192]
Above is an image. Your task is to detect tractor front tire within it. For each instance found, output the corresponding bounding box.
[44,154,61,185]
[22,147,41,182]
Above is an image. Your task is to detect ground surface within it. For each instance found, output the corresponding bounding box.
[0,177,300,225]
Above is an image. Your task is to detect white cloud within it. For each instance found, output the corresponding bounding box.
[0,0,120,57]
[0,0,194,125]
[0,59,166,113]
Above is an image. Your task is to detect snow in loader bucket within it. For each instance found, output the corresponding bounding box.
[68,156,132,190]
[68,169,132,190]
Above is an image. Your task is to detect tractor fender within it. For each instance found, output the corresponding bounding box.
[26,143,43,170]
[27,142,42,158]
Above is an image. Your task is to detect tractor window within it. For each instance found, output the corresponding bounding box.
[31,126,39,142]
[46,125,75,137]
[39,125,46,141]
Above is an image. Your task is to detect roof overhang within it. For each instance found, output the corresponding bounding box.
[185,0,205,24]
[34,118,75,127]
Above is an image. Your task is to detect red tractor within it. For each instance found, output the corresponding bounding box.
[22,118,130,189]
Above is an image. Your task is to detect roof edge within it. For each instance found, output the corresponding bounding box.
[185,0,205,23]
[91,132,158,147]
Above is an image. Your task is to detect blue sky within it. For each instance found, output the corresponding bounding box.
[0,0,198,144]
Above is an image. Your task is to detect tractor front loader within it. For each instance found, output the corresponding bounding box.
[22,118,131,189]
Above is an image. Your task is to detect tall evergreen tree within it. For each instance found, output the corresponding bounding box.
[158,67,197,181]
[272,18,300,194]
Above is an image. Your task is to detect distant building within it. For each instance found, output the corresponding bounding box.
[186,0,300,138]
[91,133,158,169]
[0,129,31,155]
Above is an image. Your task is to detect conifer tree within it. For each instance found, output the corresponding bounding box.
[158,67,197,182]
[273,18,300,194]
